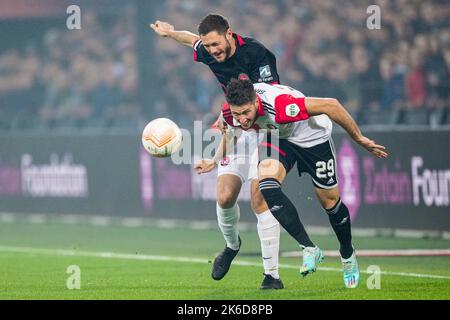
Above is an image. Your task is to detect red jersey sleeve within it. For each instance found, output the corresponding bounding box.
[274,94,309,124]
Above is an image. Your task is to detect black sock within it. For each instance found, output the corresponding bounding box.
[259,178,315,248]
[326,199,353,259]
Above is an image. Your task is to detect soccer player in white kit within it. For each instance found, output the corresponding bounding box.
[197,78,388,288]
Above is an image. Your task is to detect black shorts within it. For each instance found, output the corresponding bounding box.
[259,137,338,189]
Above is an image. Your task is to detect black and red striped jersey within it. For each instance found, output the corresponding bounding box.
[193,33,280,93]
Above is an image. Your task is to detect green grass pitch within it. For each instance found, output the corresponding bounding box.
[0,220,449,300]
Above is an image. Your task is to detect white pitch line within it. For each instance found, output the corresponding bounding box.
[1,245,450,280]
[282,249,450,258]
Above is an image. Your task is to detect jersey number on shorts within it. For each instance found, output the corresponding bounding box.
[316,159,335,179]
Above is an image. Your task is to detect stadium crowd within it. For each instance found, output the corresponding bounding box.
[0,0,449,132]
[155,0,450,128]
[0,7,138,132]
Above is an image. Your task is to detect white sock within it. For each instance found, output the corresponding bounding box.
[216,202,240,251]
[256,209,280,279]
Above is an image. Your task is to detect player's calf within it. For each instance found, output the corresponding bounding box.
[325,197,353,259]
[316,187,354,260]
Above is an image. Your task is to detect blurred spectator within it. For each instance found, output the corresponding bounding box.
[379,56,405,110]
[406,49,427,109]
[0,5,138,132]
[425,36,448,108]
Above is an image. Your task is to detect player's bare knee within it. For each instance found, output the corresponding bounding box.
[323,198,339,210]
[217,192,237,209]
[319,193,340,210]
[316,187,340,210]
[217,175,241,209]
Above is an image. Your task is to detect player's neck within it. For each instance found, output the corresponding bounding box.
[229,36,237,58]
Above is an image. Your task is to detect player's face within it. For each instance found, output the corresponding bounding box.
[230,99,258,129]
[200,30,233,63]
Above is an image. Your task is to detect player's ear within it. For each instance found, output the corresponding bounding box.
[225,28,233,40]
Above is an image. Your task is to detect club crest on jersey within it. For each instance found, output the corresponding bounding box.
[259,65,272,78]
[220,156,230,166]
[286,104,300,117]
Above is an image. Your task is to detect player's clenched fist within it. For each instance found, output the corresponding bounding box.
[149,20,174,37]
[194,159,217,174]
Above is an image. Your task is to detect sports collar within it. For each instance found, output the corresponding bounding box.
[233,33,246,47]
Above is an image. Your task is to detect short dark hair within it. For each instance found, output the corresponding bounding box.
[198,14,230,36]
[226,78,256,106]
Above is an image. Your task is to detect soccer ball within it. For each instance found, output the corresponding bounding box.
[141,118,182,157]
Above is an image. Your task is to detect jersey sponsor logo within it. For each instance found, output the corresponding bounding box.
[286,103,300,117]
[259,65,272,78]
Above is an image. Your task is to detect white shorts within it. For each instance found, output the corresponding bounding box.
[217,130,259,183]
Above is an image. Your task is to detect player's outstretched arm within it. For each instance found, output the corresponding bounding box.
[305,98,388,159]
[149,20,199,47]
[195,133,226,175]
[194,131,238,174]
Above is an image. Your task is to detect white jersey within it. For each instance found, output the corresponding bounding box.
[221,83,332,148]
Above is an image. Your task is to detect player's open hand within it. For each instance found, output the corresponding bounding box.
[149,20,174,37]
[194,159,217,174]
[358,136,388,159]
